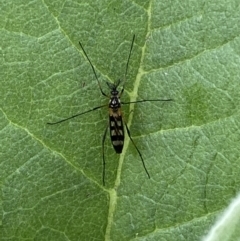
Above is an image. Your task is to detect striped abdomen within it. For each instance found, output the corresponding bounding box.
[109,110,124,153]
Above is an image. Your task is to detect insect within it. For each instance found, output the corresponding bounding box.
[47,35,172,185]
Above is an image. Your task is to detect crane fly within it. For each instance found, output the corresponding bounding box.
[47,35,172,185]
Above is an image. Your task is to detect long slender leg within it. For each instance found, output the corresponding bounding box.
[102,125,108,186]
[79,41,108,97]
[122,99,173,105]
[119,34,135,97]
[47,104,108,125]
[124,122,150,179]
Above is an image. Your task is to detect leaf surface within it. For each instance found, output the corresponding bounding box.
[1,0,240,240]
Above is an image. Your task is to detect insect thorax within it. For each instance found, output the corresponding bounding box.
[109,96,121,111]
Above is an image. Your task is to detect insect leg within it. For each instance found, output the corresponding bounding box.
[47,104,107,125]
[102,124,108,186]
[119,34,135,97]
[122,99,173,105]
[124,122,150,179]
[79,41,108,98]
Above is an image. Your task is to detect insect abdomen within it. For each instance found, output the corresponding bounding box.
[109,115,124,153]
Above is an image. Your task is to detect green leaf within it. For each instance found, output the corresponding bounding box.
[1,0,240,240]
[203,194,240,241]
